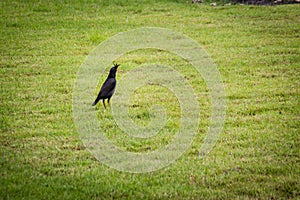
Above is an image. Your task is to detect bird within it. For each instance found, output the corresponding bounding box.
[92,63,120,108]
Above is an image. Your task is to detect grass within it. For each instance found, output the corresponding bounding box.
[1,0,299,199]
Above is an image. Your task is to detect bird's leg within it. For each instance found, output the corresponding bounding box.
[102,99,106,109]
[108,97,111,107]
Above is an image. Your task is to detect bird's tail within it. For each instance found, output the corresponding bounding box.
[92,97,101,106]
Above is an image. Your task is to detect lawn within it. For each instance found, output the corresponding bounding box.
[1,0,299,199]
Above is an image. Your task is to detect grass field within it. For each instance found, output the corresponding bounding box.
[1,0,299,199]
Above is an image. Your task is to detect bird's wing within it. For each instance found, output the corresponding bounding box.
[98,78,116,97]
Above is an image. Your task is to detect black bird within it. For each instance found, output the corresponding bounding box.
[92,63,120,108]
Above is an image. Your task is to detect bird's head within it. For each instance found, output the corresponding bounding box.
[108,63,120,78]
[113,63,120,70]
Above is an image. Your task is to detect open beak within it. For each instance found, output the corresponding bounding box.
[114,63,120,70]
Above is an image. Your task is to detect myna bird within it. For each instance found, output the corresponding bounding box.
[92,63,120,108]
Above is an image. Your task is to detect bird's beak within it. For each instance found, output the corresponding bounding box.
[114,64,120,70]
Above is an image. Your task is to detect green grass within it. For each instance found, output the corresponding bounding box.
[1,0,299,199]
